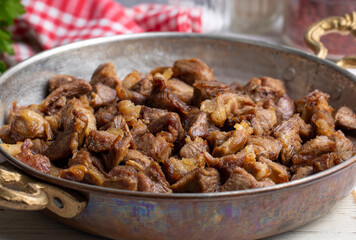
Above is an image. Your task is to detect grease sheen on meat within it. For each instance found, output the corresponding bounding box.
[1,59,355,193]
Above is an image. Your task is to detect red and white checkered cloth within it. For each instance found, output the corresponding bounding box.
[6,0,202,64]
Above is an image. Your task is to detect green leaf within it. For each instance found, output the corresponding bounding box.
[0,0,25,26]
[0,0,25,71]
[0,29,13,54]
[0,60,6,73]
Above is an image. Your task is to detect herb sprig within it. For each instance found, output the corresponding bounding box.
[0,0,25,73]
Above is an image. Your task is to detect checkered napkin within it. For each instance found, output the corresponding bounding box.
[7,0,202,64]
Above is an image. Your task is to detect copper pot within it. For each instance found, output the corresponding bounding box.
[0,33,356,240]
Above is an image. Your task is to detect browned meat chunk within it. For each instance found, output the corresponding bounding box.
[207,130,233,149]
[148,112,185,143]
[49,75,77,92]
[173,58,215,85]
[44,99,96,162]
[130,120,149,145]
[136,133,172,163]
[201,93,255,126]
[122,150,152,172]
[153,67,174,82]
[312,153,343,173]
[207,145,256,181]
[259,157,290,184]
[273,115,303,165]
[94,104,119,128]
[91,62,120,88]
[137,161,171,193]
[260,76,286,92]
[41,79,92,115]
[122,70,142,89]
[295,115,313,140]
[310,110,335,136]
[60,164,88,182]
[4,108,53,142]
[0,141,23,156]
[292,136,335,166]
[171,168,219,193]
[149,74,191,116]
[229,82,244,93]
[140,106,168,122]
[332,130,356,160]
[219,167,260,191]
[100,114,129,132]
[291,166,314,181]
[163,155,206,184]
[116,85,147,105]
[239,107,277,136]
[187,111,219,140]
[180,137,209,158]
[296,90,332,120]
[102,131,133,171]
[296,90,336,136]
[60,149,107,184]
[243,77,285,105]
[130,78,153,97]
[335,106,356,130]
[100,114,135,154]
[246,136,282,161]
[90,83,117,108]
[276,93,295,122]
[191,80,230,106]
[212,121,253,157]
[246,161,271,181]
[150,66,171,76]
[0,125,12,143]
[117,100,142,125]
[30,139,50,155]
[166,79,194,103]
[83,167,108,186]
[103,166,138,190]
[86,130,117,152]
[16,139,51,173]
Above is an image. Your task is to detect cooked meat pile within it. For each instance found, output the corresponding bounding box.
[1,58,356,193]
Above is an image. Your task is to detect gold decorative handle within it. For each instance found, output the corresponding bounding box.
[304,11,356,68]
[0,162,86,218]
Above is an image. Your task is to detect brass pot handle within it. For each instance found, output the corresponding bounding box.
[0,161,86,218]
[304,11,356,68]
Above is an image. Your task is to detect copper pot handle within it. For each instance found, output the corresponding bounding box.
[304,11,356,68]
[0,161,86,218]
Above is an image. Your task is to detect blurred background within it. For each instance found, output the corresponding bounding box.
[117,0,355,58]
[2,0,356,68]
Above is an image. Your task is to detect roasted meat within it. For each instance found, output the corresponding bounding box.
[90,83,117,108]
[335,106,356,130]
[191,80,231,106]
[1,58,355,194]
[16,139,51,174]
[171,167,220,193]
[41,79,92,115]
[200,93,255,126]
[166,79,194,103]
[90,62,120,88]
[173,58,215,85]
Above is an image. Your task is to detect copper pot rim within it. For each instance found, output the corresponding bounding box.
[1,32,356,199]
